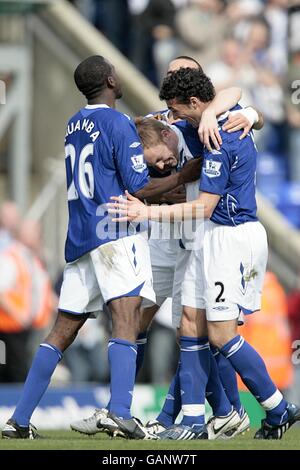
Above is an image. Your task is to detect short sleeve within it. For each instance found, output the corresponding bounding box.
[112,114,149,193]
[199,145,231,195]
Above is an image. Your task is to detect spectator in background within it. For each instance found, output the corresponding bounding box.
[175,0,228,70]
[17,220,56,361]
[0,218,33,382]
[205,37,253,106]
[239,17,286,153]
[71,1,131,56]
[265,0,288,77]
[130,0,177,84]
[238,272,293,395]
[287,49,300,182]
[0,201,21,251]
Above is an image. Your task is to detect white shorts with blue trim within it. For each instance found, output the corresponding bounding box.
[181,220,268,322]
[58,233,156,317]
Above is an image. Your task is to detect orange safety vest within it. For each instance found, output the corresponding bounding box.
[238,271,294,391]
[31,258,54,330]
[0,243,32,333]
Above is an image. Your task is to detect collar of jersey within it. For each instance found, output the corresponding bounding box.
[85,104,110,109]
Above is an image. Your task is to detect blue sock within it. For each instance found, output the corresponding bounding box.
[220,335,287,425]
[206,349,232,416]
[106,333,147,411]
[180,336,210,426]
[108,338,137,419]
[211,345,242,415]
[136,331,147,377]
[12,343,62,426]
[156,363,182,427]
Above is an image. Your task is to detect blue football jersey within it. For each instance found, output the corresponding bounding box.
[64,104,149,262]
[199,115,258,226]
[174,120,204,160]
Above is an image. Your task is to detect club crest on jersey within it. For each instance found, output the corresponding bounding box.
[131,154,147,173]
[203,160,222,178]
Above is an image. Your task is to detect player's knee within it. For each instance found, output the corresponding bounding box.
[180,317,198,337]
[208,324,236,350]
[180,307,207,337]
[44,311,87,352]
[208,332,226,350]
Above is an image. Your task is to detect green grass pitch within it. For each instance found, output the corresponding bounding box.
[1,428,300,450]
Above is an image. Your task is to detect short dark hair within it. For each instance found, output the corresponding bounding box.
[159,68,215,104]
[74,55,112,100]
[171,56,203,73]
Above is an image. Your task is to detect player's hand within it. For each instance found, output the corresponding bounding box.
[108,191,148,222]
[178,158,203,185]
[161,185,186,204]
[198,108,222,152]
[222,112,251,140]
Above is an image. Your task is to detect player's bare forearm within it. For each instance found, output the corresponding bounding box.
[146,192,220,222]
[135,159,202,201]
[199,88,242,151]
[145,185,186,204]
[109,191,220,223]
[134,172,181,201]
[252,108,264,130]
[209,87,242,116]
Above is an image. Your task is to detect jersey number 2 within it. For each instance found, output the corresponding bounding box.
[215,282,225,303]
[65,143,95,200]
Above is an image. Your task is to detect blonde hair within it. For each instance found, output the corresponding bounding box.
[135,117,168,149]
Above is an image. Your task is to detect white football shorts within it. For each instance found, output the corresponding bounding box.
[181,220,268,322]
[148,237,178,306]
[147,236,192,325]
[58,233,156,316]
[172,246,194,328]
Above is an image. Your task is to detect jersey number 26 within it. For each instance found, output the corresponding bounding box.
[65,143,94,200]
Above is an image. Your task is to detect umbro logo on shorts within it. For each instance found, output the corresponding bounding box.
[212,306,229,311]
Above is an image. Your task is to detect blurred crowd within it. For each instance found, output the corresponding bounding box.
[0,201,55,382]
